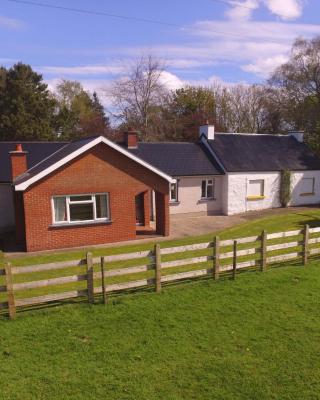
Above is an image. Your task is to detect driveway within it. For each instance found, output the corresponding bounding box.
[169,207,316,238]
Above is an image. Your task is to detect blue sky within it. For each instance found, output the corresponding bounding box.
[1,0,320,106]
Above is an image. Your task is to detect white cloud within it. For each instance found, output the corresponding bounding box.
[0,15,25,30]
[263,0,305,20]
[159,71,185,90]
[225,0,259,21]
[242,54,289,76]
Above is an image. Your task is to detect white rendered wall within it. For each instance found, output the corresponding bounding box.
[169,176,223,215]
[225,172,281,215]
[290,171,320,206]
[0,184,15,231]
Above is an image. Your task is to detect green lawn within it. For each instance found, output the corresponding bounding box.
[1,263,320,399]
[1,208,320,305]
[6,207,320,266]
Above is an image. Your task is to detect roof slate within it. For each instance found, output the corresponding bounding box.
[127,142,223,176]
[208,134,320,172]
[0,142,67,183]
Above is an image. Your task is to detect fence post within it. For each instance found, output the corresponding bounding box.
[155,244,161,293]
[86,252,94,304]
[100,256,106,304]
[232,240,237,280]
[261,230,267,272]
[303,224,310,266]
[5,262,16,320]
[213,236,220,280]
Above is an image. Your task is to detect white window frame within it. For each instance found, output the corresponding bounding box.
[52,193,110,225]
[247,179,265,200]
[300,177,315,196]
[201,178,215,199]
[170,181,179,203]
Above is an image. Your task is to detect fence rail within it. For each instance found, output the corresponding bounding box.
[1,224,320,319]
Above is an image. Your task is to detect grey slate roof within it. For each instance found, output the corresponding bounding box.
[0,141,67,183]
[1,133,320,186]
[127,142,223,176]
[13,136,97,185]
[208,133,320,172]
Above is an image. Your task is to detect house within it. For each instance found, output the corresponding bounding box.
[1,125,320,252]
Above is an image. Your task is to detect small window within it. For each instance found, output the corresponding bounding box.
[201,179,214,199]
[170,182,178,202]
[52,193,110,224]
[248,179,265,199]
[300,178,315,196]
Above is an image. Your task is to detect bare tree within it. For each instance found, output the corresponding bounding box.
[110,55,168,139]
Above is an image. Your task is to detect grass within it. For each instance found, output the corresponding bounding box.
[6,207,320,267]
[2,207,320,304]
[1,263,320,399]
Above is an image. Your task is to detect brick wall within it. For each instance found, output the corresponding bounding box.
[22,143,169,251]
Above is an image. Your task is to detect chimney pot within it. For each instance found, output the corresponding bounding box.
[16,143,23,152]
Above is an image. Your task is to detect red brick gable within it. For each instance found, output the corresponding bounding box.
[22,143,169,251]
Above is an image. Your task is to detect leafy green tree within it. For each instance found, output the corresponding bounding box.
[270,37,320,152]
[54,81,110,140]
[0,63,56,141]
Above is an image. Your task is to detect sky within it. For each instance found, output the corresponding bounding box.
[1,0,320,108]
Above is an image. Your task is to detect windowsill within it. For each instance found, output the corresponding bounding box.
[50,220,113,229]
[198,198,216,203]
[169,201,180,205]
[300,193,315,197]
[247,196,265,201]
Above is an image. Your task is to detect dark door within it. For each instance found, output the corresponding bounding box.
[135,193,145,225]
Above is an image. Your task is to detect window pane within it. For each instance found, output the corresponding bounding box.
[70,203,94,221]
[300,178,314,194]
[201,181,206,198]
[170,183,177,201]
[53,197,67,222]
[207,183,213,198]
[96,194,108,219]
[248,180,264,196]
[69,195,92,202]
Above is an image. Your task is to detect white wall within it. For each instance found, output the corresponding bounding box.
[225,172,281,215]
[0,184,15,231]
[290,171,320,206]
[169,176,223,215]
[224,170,320,215]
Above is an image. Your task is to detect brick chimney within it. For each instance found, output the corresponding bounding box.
[10,143,28,180]
[125,129,138,149]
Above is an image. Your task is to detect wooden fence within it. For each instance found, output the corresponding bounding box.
[1,224,320,319]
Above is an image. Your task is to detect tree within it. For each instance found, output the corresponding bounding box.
[269,37,320,152]
[54,80,110,140]
[0,63,56,141]
[165,86,217,141]
[110,55,168,139]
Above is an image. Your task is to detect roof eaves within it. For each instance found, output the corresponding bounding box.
[14,136,174,191]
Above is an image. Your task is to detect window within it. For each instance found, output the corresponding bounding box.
[247,179,265,199]
[300,178,315,196]
[170,182,178,202]
[201,179,214,199]
[53,193,110,224]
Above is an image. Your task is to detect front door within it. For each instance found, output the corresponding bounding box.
[135,193,145,225]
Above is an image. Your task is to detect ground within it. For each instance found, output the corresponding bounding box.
[1,263,320,400]
[1,208,320,399]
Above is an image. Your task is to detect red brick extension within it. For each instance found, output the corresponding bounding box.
[12,143,170,252]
